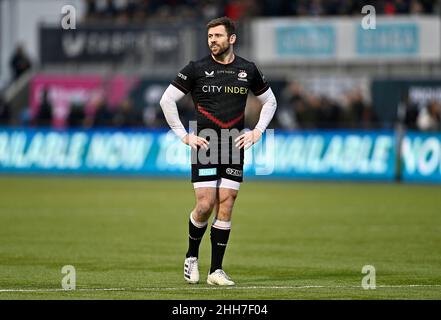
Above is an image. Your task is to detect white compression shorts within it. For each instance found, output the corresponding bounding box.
[193,178,240,190]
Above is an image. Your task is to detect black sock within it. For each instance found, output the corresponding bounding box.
[186,215,208,258]
[210,220,231,274]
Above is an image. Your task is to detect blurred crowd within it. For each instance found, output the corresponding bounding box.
[30,89,146,129]
[275,82,379,130]
[0,94,11,126]
[398,96,441,132]
[83,0,438,24]
[2,81,440,132]
[276,81,441,131]
[22,86,194,130]
[9,45,32,82]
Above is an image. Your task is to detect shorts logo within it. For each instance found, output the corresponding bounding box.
[199,168,217,176]
[226,168,242,177]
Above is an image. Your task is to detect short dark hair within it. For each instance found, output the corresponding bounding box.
[206,16,236,37]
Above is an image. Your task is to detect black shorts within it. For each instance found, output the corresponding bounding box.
[191,140,244,183]
[191,163,244,183]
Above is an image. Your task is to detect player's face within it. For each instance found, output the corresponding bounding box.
[208,25,234,57]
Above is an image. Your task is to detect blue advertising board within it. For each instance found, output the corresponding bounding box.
[401,131,441,183]
[0,127,187,177]
[251,130,396,180]
[275,24,336,57]
[0,127,397,181]
[357,23,419,56]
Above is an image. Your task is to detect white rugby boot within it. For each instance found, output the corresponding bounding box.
[207,269,235,286]
[184,257,199,284]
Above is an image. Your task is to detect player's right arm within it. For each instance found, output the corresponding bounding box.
[159,62,209,150]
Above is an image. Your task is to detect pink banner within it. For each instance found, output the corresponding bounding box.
[30,74,139,128]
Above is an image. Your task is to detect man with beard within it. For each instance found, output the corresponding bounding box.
[160,16,277,286]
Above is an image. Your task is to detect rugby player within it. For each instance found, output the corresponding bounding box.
[160,16,277,286]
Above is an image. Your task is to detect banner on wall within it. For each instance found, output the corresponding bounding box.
[40,25,183,64]
[0,128,396,181]
[268,130,396,180]
[252,16,441,64]
[401,131,441,183]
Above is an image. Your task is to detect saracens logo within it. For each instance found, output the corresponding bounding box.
[238,70,247,82]
[226,168,243,177]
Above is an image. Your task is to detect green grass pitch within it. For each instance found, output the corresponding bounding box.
[0,175,440,299]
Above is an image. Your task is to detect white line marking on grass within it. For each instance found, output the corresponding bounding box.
[1,284,441,293]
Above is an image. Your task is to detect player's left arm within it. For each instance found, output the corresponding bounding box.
[235,88,277,149]
[235,64,277,149]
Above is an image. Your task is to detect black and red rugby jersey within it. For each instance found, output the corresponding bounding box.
[171,54,270,133]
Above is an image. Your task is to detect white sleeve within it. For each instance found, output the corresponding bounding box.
[254,88,277,133]
[159,84,188,139]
